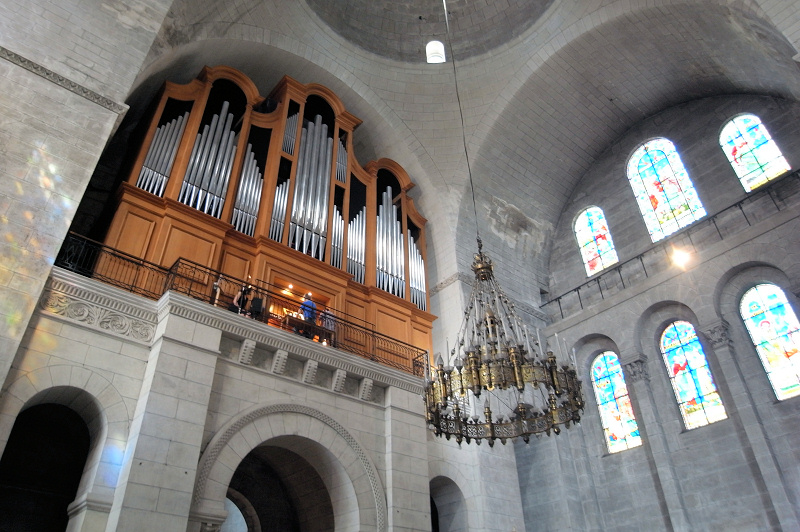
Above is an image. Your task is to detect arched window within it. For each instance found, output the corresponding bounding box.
[591,351,642,453]
[660,321,726,429]
[720,114,790,192]
[627,138,706,242]
[740,283,800,400]
[575,207,619,276]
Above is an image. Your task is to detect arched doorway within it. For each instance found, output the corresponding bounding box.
[430,476,468,532]
[0,403,90,531]
[220,443,334,532]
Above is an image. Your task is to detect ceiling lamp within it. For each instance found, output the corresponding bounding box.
[426,41,446,63]
[422,1,585,446]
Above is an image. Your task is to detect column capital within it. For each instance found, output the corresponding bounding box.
[702,319,731,349]
[622,354,650,383]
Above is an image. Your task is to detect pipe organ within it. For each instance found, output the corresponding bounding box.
[104,66,433,352]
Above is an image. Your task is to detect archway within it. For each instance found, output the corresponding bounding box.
[192,404,386,531]
[0,404,90,531]
[220,443,335,532]
[429,476,468,532]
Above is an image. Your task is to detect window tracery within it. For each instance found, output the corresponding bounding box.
[627,138,706,242]
[720,114,790,192]
[575,207,619,276]
[660,320,726,429]
[740,283,800,400]
[591,351,642,452]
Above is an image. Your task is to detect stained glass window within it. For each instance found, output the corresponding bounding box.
[720,114,790,192]
[740,284,800,400]
[660,321,726,429]
[627,138,706,242]
[575,207,619,276]
[591,351,642,453]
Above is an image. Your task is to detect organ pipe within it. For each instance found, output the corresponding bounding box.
[125,70,431,312]
[136,111,189,196]
[331,206,344,269]
[232,143,263,236]
[283,111,298,155]
[179,101,238,218]
[376,186,405,299]
[347,207,366,284]
[409,231,427,311]
[269,179,290,241]
[335,137,347,183]
[289,114,332,261]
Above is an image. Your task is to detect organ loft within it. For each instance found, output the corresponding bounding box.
[102,65,434,364]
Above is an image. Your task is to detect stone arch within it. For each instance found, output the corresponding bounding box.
[428,459,480,532]
[191,403,386,531]
[0,366,130,523]
[715,263,798,401]
[429,476,468,532]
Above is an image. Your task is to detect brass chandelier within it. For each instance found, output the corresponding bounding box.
[422,0,585,446]
[423,239,585,445]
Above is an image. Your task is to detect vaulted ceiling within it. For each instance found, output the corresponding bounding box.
[91,0,800,295]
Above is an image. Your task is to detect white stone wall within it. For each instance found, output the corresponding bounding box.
[526,106,800,529]
[1,268,463,531]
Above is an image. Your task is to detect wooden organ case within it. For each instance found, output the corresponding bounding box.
[105,66,434,355]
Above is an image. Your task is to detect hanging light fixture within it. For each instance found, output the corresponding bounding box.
[422,0,585,446]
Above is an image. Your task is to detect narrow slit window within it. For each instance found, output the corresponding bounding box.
[740,283,800,400]
[627,138,706,242]
[720,114,790,192]
[575,206,619,276]
[591,351,642,453]
[660,320,726,429]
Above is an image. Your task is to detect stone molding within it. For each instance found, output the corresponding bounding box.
[45,270,423,393]
[623,356,650,383]
[193,403,387,531]
[67,491,113,517]
[0,45,126,114]
[430,271,471,295]
[40,275,156,343]
[161,292,423,393]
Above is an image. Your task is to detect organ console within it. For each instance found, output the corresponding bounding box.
[104,66,434,353]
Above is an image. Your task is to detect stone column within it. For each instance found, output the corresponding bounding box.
[700,319,799,529]
[622,352,691,531]
[105,294,221,531]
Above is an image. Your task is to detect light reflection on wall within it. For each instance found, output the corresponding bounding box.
[101,439,125,488]
[2,140,74,339]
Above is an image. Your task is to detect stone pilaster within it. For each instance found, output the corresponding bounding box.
[621,352,691,531]
[105,294,222,531]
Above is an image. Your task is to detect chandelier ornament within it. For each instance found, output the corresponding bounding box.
[422,1,585,446]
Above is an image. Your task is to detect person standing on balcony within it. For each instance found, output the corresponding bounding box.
[231,284,252,315]
[299,293,317,338]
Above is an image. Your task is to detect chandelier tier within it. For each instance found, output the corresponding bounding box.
[423,240,585,445]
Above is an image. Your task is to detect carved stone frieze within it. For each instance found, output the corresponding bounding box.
[39,289,155,342]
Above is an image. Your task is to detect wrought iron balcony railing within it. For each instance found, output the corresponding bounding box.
[55,233,427,376]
